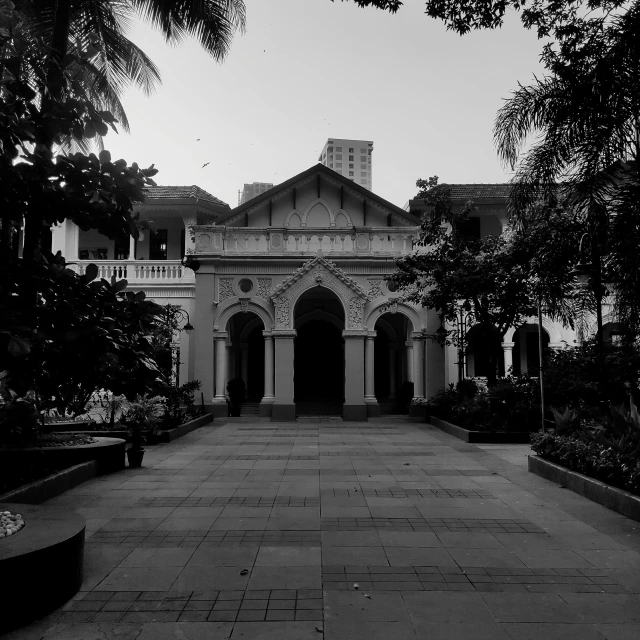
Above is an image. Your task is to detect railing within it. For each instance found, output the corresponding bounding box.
[72,260,194,285]
[193,226,419,256]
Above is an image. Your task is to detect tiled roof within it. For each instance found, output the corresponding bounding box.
[447,184,512,200]
[144,185,229,208]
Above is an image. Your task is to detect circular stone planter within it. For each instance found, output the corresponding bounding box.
[0,502,85,634]
[0,436,126,475]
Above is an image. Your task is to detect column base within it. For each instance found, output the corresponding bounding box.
[211,401,229,418]
[366,402,381,418]
[271,404,296,421]
[343,404,368,422]
[259,400,274,417]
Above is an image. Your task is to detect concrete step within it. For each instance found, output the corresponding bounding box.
[240,402,261,416]
[295,402,343,416]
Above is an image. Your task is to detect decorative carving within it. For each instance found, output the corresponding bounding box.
[389,302,398,314]
[315,273,324,284]
[240,298,249,313]
[367,280,383,299]
[349,297,365,329]
[219,278,234,302]
[257,278,272,299]
[274,296,290,328]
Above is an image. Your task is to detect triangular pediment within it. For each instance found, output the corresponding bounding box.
[270,255,369,301]
[214,164,420,229]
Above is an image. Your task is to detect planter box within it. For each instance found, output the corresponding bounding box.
[429,415,532,444]
[528,455,640,522]
[152,414,213,443]
[409,405,429,419]
[0,461,97,505]
[43,420,96,432]
[0,437,125,475]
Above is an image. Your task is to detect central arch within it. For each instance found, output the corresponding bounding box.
[294,287,345,413]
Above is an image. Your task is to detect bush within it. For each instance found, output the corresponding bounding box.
[530,431,640,496]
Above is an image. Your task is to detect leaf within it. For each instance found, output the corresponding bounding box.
[98,149,111,165]
[83,263,98,283]
[7,336,31,357]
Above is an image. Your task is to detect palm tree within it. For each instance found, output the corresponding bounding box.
[15,0,246,259]
[493,3,640,337]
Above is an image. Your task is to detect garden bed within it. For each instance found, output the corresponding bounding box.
[0,436,125,476]
[528,455,640,522]
[152,413,213,442]
[0,502,85,634]
[428,415,532,443]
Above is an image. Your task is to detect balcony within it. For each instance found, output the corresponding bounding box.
[72,260,194,286]
[193,226,419,257]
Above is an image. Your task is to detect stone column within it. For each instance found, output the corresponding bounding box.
[412,332,425,400]
[405,341,414,383]
[343,331,367,421]
[129,235,136,260]
[364,331,380,417]
[389,347,397,398]
[272,330,296,421]
[212,331,228,416]
[260,331,275,416]
[226,341,233,384]
[501,341,515,375]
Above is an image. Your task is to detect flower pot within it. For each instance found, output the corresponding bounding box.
[126,447,145,468]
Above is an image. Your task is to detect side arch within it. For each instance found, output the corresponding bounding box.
[364,299,421,333]
[334,209,352,228]
[503,316,563,344]
[284,210,302,227]
[215,298,274,331]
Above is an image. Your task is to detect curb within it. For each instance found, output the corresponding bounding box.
[154,414,213,442]
[528,455,640,522]
[429,416,532,443]
[0,460,97,505]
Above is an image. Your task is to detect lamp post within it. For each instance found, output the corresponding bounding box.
[569,232,606,409]
[167,308,194,387]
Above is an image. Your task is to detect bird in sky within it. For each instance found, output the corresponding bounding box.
[196,138,201,141]
[202,162,210,168]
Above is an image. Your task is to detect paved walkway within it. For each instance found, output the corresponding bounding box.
[8,418,640,639]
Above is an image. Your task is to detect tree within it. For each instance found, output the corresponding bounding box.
[388,176,583,384]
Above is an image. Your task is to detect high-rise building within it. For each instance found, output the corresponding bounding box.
[238,182,274,205]
[318,139,373,190]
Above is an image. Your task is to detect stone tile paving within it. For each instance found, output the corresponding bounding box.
[6,418,640,640]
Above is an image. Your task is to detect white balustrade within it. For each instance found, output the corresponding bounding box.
[193,227,418,256]
[73,260,194,285]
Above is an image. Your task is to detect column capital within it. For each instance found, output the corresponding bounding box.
[411,331,425,340]
[501,341,515,350]
[405,340,414,348]
[272,329,297,338]
[365,331,377,339]
[342,330,368,338]
[212,330,228,339]
[262,331,274,338]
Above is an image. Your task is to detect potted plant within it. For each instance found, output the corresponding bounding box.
[226,378,246,417]
[120,395,164,467]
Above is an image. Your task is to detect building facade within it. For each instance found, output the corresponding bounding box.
[239,182,275,205]
[318,139,373,190]
[50,165,618,422]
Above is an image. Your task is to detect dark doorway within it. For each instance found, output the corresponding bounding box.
[246,325,265,399]
[294,320,344,401]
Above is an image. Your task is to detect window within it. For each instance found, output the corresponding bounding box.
[349,147,354,152]
[361,171,367,176]
[455,217,481,240]
[361,179,368,185]
[336,154,342,160]
[349,155,354,161]
[349,171,354,176]
[336,162,342,168]
[610,332,624,347]
[328,147,333,153]
[361,155,367,162]
[336,146,342,151]
[180,229,185,260]
[329,163,333,168]
[114,234,130,260]
[361,164,367,169]
[360,148,366,153]
[238,278,253,293]
[150,229,168,260]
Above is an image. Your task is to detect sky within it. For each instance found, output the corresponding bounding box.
[103,0,547,209]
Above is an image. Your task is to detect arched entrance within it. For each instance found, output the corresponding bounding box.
[374,313,411,413]
[466,323,504,379]
[512,324,550,376]
[227,312,266,411]
[294,288,345,414]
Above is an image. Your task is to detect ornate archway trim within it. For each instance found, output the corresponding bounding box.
[503,316,563,344]
[270,255,369,301]
[364,299,421,333]
[215,299,273,331]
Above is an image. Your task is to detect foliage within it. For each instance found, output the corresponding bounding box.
[388,177,583,383]
[157,380,203,429]
[549,406,580,435]
[119,393,165,447]
[0,373,40,445]
[427,376,541,432]
[531,431,640,496]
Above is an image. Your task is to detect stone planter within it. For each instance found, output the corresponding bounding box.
[429,415,532,444]
[528,455,640,522]
[0,437,126,475]
[0,503,85,633]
